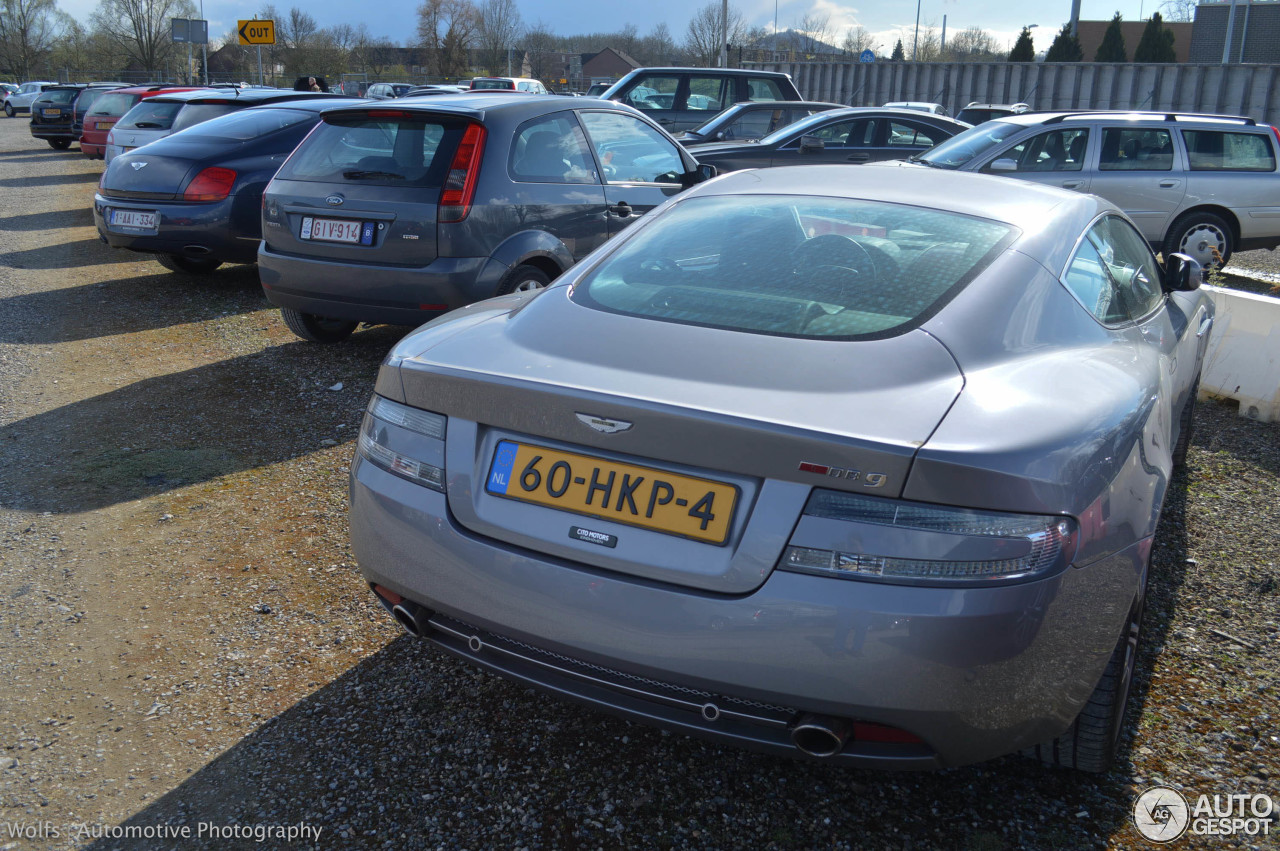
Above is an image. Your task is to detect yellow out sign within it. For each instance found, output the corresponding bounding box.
[238,19,275,45]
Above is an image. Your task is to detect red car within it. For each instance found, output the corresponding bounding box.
[80,85,203,159]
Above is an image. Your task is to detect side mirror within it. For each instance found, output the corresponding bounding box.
[987,157,1018,172]
[799,135,825,154]
[683,162,718,186]
[1163,252,1202,291]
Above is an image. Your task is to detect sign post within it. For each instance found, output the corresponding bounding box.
[171,19,208,84]
[238,19,276,86]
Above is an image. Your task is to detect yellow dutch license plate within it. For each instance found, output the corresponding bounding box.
[485,440,739,545]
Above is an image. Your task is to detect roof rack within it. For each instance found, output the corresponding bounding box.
[1042,111,1256,125]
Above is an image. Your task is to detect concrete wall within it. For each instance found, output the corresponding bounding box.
[752,60,1280,125]
[1200,286,1280,422]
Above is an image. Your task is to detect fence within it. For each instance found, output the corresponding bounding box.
[750,61,1280,125]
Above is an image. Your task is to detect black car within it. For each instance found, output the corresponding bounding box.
[689,107,971,173]
[676,100,845,145]
[93,98,359,274]
[70,84,126,144]
[258,94,713,342]
[599,67,804,132]
[29,85,88,149]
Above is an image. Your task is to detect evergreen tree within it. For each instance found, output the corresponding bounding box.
[1008,27,1035,62]
[1094,12,1128,62]
[891,38,904,61]
[1134,12,1176,62]
[1045,23,1084,61]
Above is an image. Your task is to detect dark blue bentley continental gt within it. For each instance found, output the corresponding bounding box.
[93,96,357,274]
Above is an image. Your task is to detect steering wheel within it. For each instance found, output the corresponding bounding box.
[792,234,877,281]
[798,264,863,306]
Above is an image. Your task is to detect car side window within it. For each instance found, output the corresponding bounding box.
[798,119,873,148]
[1063,216,1163,324]
[1099,127,1173,171]
[623,75,679,112]
[686,76,728,113]
[985,128,1089,173]
[747,78,784,101]
[887,120,949,149]
[1183,129,1276,171]
[722,109,776,140]
[579,111,685,184]
[509,114,597,184]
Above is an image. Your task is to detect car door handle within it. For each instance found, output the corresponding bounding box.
[846,153,869,162]
[1062,179,1084,189]
[1197,314,1213,338]
[1159,179,1181,188]
[657,118,674,125]
[608,202,633,218]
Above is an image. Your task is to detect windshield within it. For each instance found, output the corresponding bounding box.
[90,93,141,117]
[916,120,1023,168]
[573,194,1016,339]
[180,107,313,141]
[116,100,184,130]
[758,110,853,146]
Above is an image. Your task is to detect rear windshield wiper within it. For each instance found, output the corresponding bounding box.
[131,122,166,128]
[344,170,405,180]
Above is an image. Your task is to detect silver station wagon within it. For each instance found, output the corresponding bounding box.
[913,110,1280,270]
[349,164,1212,772]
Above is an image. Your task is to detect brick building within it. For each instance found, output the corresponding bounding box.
[1190,1,1280,62]
[1075,18,1194,62]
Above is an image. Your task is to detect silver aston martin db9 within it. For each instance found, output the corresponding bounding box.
[349,164,1212,771]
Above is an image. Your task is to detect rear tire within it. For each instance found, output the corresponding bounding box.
[48,138,71,150]
[1024,588,1144,773]
[3,103,13,118]
[155,254,223,275]
[1163,212,1233,273]
[280,307,358,343]
[1172,379,1199,471]
[495,263,552,296]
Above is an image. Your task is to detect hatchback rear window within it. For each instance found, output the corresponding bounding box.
[40,89,80,104]
[573,195,1016,339]
[116,101,184,130]
[181,107,313,141]
[277,114,461,188]
[171,103,242,132]
[90,93,141,117]
[471,79,514,90]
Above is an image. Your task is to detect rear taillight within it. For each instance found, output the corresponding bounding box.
[183,167,236,202]
[1271,124,1280,150]
[439,123,486,223]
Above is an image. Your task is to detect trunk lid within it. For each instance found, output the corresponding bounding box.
[398,290,963,593]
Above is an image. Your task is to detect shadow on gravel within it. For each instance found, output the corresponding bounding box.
[0,153,79,165]
[88,632,1148,851]
[0,266,265,344]
[1,237,137,270]
[0,327,406,512]
[1196,397,1280,478]
[0,206,96,231]
[0,170,103,187]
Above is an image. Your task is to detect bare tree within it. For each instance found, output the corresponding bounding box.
[0,0,60,78]
[945,26,1000,62]
[417,0,478,78]
[903,21,940,61]
[685,1,745,67]
[841,25,877,56]
[476,0,521,74]
[521,21,558,81]
[792,12,832,55]
[615,22,639,57]
[638,21,675,65]
[91,0,197,76]
[1159,0,1197,23]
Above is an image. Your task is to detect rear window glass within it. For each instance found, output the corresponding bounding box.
[171,103,241,132]
[75,89,110,112]
[116,100,184,130]
[471,79,513,90]
[278,115,461,188]
[916,120,1024,169]
[40,89,80,104]
[1183,130,1276,171]
[90,93,141,117]
[573,195,1016,339]
[181,107,313,141]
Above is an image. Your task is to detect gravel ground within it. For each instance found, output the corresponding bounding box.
[0,118,1277,851]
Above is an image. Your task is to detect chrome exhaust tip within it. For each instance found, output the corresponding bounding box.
[791,713,854,758]
[391,602,426,637]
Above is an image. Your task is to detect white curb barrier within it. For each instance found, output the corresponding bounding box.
[1199,285,1280,423]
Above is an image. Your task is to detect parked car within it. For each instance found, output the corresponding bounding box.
[404,84,469,96]
[81,85,203,160]
[70,84,126,145]
[955,101,1029,126]
[585,83,612,97]
[28,84,88,149]
[676,100,845,145]
[258,93,713,342]
[882,101,948,115]
[690,107,968,172]
[468,77,549,94]
[4,81,57,117]
[366,82,414,99]
[600,67,803,132]
[94,98,356,274]
[105,88,347,162]
[911,110,1280,269]
[349,162,1211,772]
[0,83,17,98]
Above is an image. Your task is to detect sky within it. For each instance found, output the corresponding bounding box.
[59,0,1169,55]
